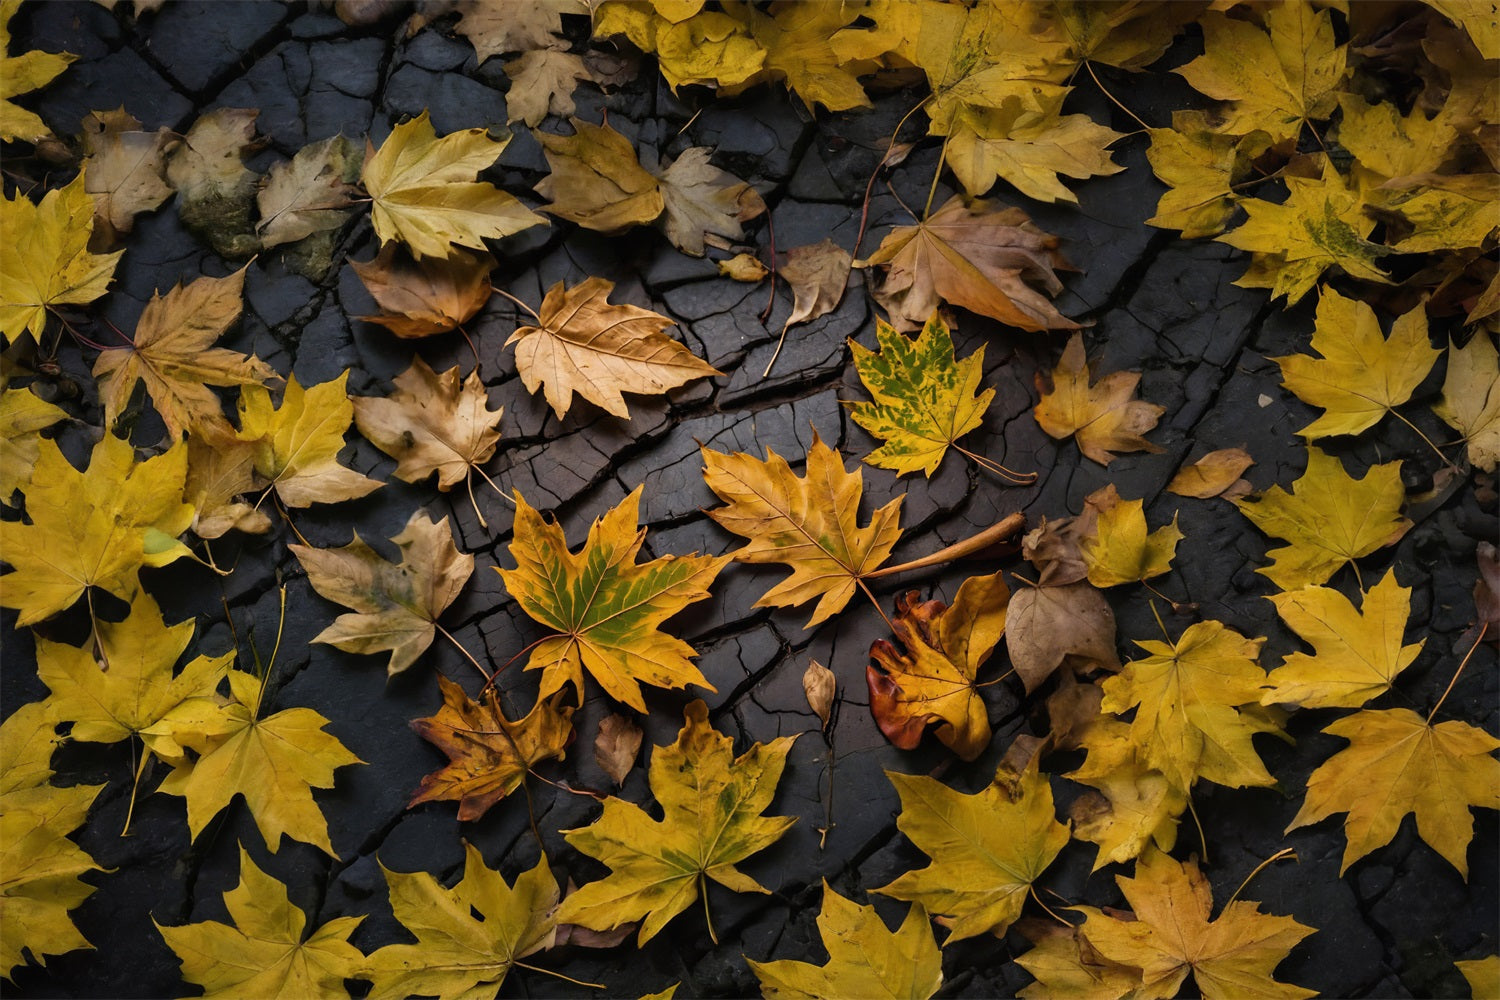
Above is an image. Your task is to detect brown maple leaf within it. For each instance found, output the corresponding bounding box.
[352,244,494,339]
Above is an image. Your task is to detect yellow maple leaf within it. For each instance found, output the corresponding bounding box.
[0,433,194,626]
[948,93,1125,204]
[1070,849,1317,1000]
[867,572,1008,761]
[291,510,474,677]
[93,268,277,441]
[1233,447,1410,590]
[1146,111,1273,238]
[0,382,66,503]
[156,845,366,999]
[876,755,1069,942]
[1177,3,1346,142]
[499,487,726,712]
[362,846,560,1000]
[1381,173,1500,254]
[1288,708,1500,877]
[595,2,763,92]
[534,118,665,233]
[150,668,363,855]
[0,0,74,143]
[1034,332,1164,466]
[716,1,872,112]
[1434,333,1500,472]
[184,433,271,539]
[1261,568,1424,710]
[701,433,903,627]
[748,884,942,1000]
[237,371,382,507]
[362,109,545,259]
[1456,955,1500,1000]
[1079,497,1183,588]
[555,700,797,944]
[506,277,720,419]
[505,47,593,127]
[1102,620,1277,792]
[1336,93,1460,187]
[1069,717,1188,871]
[0,172,123,344]
[1016,920,1146,1000]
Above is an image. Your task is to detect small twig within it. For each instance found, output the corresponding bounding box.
[865,512,1026,579]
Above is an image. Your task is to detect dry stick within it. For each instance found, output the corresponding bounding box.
[864,512,1027,580]
[953,443,1037,485]
[490,285,542,322]
[1428,623,1487,724]
[433,621,494,685]
[1225,847,1298,907]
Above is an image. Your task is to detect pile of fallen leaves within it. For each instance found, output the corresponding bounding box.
[1,0,1497,997]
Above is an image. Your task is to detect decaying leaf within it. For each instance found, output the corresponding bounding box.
[363,109,545,259]
[1434,333,1500,472]
[505,47,592,127]
[1005,581,1120,692]
[702,434,903,627]
[352,244,495,338]
[506,277,720,419]
[451,0,587,63]
[779,238,852,329]
[1168,447,1254,499]
[867,572,1009,761]
[654,146,766,256]
[0,0,74,143]
[876,756,1069,942]
[718,252,769,282]
[0,383,67,503]
[850,312,994,477]
[165,108,262,259]
[595,713,643,785]
[93,268,277,441]
[555,700,797,944]
[256,134,361,249]
[864,195,1078,333]
[79,107,176,240]
[1034,332,1164,465]
[1079,497,1183,588]
[238,371,383,507]
[498,487,726,711]
[291,510,474,677]
[801,660,835,729]
[184,433,271,539]
[407,675,574,820]
[748,885,942,1000]
[352,358,503,492]
[535,119,664,233]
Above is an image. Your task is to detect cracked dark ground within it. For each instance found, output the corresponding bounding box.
[3,2,1498,999]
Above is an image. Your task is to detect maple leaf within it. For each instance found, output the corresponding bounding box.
[362,846,560,1000]
[291,510,474,677]
[155,845,366,999]
[1274,290,1439,439]
[352,244,494,339]
[499,487,725,711]
[0,172,123,344]
[1071,849,1317,1000]
[947,94,1126,204]
[555,700,797,944]
[1005,580,1120,692]
[779,238,852,330]
[184,433,271,539]
[407,675,574,820]
[79,108,176,241]
[1288,707,1500,877]
[505,47,592,127]
[748,884,942,1000]
[1177,3,1346,143]
[255,134,360,249]
[849,312,995,477]
[1079,497,1183,588]
[0,383,66,503]
[876,755,1069,942]
[719,1,873,113]
[1335,93,1460,186]
[866,572,1008,761]
[1145,112,1272,239]
[1069,718,1189,871]
[701,433,903,627]
[1034,332,1164,466]
[1015,920,1146,1000]
[654,146,766,257]
[352,358,502,494]
[593,3,764,93]
[506,277,720,420]
[1045,0,1200,74]
[237,371,383,507]
[0,0,74,143]
[1219,160,1390,305]
[1261,568,1424,710]
[451,0,587,62]
[0,702,103,979]
[864,195,1078,333]
[165,108,262,259]
[1167,446,1255,499]
[93,269,277,441]
[0,433,194,626]
[1434,333,1500,472]
[1102,620,1277,792]
[151,668,363,855]
[1457,956,1500,1000]
[362,109,544,259]
[37,588,232,757]
[534,119,665,233]
[1233,448,1410,590]
[1380,173,1500,254]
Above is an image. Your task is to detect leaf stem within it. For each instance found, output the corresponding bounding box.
[1225,848,1298,906]
[1029,884,1071,926]
[120,744,149,837]
[1390,408,1458,470]
[954,444,1038,485]
[1186,794,1208,865]
[852,95,929,260]
[921,134,950,221]
[480,635,551,695]
[435,622,493,685]
[1084,60,1151,133]
[865,512,1026,579]
[512,961,605,990]
[700,871,718,946]
[858,578,897,634]
[1428,623,1486,724]
[490,285,542,322]
[463,471,489,530]
[473,463,514,505]
[86,588,111,673]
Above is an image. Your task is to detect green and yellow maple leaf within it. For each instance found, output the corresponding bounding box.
[499,487,726,712]
[156,845,365,1000]
[0,433,194,627]
[849,312,995,477]
[748,884,943,1000]
[1261,568,1424,710]
[362,109,545,259]
[1289,708,1500,878]
[1233,448,1410,590]
[0,382,66,503]
[701,433,903,627]
[0,172,123,344]
[876,756,1069,942]
[237,371,382,508]
[1434,333,1500,472]
[555,700,797,945]
[0,0,74,143]
[1274,289,1439,439]
[362,846,558,1000]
